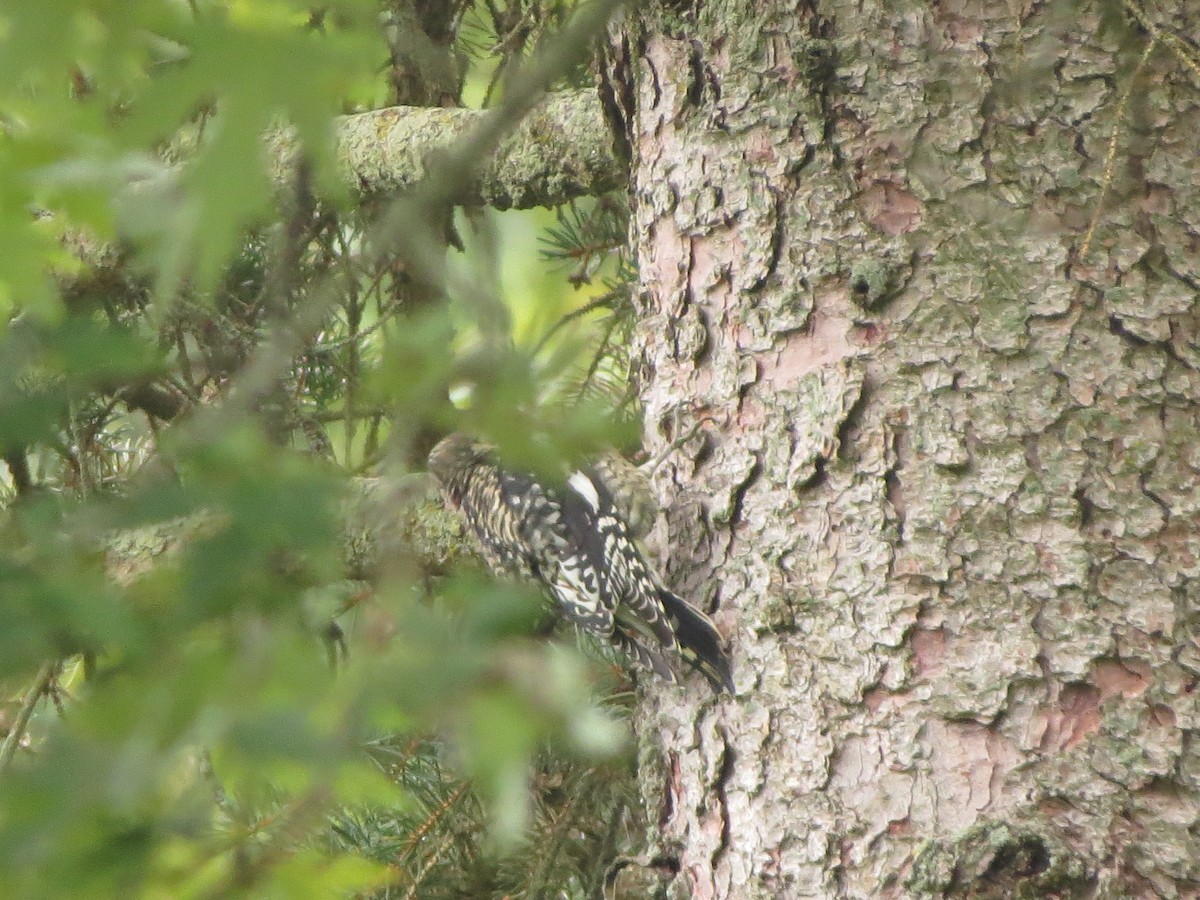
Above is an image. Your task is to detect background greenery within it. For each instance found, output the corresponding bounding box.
[0,1,644,896]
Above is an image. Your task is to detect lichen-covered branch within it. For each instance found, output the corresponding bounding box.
[307,89,621,209]
[54,88,620,351]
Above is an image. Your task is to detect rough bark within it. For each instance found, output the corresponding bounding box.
[619,1,1200,897]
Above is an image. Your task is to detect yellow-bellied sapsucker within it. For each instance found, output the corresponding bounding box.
[427,433,733,692]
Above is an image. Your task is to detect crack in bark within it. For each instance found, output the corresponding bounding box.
[725,456,762,529]
[714,727,735,868]
[748,188,788,293]
[686,39,708,109]
[884,423,907,540]
[833,374,868,463]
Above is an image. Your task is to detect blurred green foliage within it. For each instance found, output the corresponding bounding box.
[0,1,645,897]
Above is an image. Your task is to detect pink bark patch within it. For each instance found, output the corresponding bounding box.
[910,626,947,676]
[861,181,925,235]
[927,721,1021,824]
[1150,703,1176,729]
[759,307,856,387]
[648,224,688,301]
[1037,684,1101,752]
[864,685,892,712]
[1093,658,1152,699]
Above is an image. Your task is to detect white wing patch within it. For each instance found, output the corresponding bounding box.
[567,471,601,512]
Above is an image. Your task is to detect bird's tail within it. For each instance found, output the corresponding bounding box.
[658,588,734,693]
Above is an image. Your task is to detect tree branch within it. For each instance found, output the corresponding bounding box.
[52,88,623,408]
[277,89,621,210]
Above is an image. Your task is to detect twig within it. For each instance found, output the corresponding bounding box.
[573,305,622,405]
[528,771,585,897]
[645,419,710,476]
[0,661,58,773]
[315,297,402,352]
[1078,36,1158,262]
[1122,0,1200,80]
[394,780,470,865]
[402,829,459,900]
[532,289,619,357]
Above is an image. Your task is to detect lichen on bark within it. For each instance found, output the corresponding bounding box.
[618,0,1200,896]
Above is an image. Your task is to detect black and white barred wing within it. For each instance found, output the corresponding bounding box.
[569,467,734,692]
[560,471,690,685]
[567,470,677,650]
[495,470,617,639]
[497,470,681,683]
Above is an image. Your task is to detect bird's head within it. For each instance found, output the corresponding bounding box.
[426,432,493,504]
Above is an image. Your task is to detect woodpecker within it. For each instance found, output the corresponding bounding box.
[427,433,733,692]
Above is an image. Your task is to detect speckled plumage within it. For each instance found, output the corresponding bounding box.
[590,450,658,539]
[427,433,732,692]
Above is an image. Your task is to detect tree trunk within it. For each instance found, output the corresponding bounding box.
[618,1,1200,897]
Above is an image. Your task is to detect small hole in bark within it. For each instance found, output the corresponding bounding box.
[648,854,680,875]
[982,835,1050,884]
